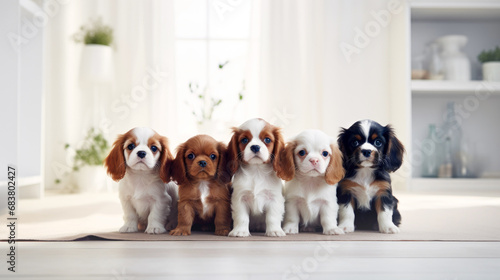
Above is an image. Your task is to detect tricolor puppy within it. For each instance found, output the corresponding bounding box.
[227,118,287,237]
[105,127,178,234]
[279,130,345,235]
[169,135,232,236]
[336,120,404,234]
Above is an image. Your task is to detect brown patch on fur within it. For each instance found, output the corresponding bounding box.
[354,134,362,140]
[277,141,297,181]
[170,135,232,236]
[104,129,136,181]
[325,144,345,185]
[371,133,378,140]
[372,180,391,212]
[226,127,253,175]
[338,179,362,194]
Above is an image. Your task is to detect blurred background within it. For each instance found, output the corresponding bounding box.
[1,0,500,200]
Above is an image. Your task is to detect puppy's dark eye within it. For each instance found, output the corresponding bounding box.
[210,154,217,160]
[298,150,306,157]
[322,151,329,157]
[351,140,359,147]
[187,153,195,160]
[241,138,249,144]
[151,145,158,152]
[264,137,271,144]
[374,139,382,148]
[127,144,136,150]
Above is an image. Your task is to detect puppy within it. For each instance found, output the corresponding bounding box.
[279,130,345,235]
[169,135,232,236]
[105,127,178,234]
[227,118,286,237]
[337,120,404,234]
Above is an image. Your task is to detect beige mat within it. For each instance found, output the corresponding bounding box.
[2,192,500,242]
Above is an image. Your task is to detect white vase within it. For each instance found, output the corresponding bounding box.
[74,165,107,193]
[436,35,471,81]
[79,44,114,85]
[482,62,500,81]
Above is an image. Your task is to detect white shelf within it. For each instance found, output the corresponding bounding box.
[411,178,500,192]
[411,80,500,95]
[411,1,500,20]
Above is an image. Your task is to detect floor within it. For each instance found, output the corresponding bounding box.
[3,241,500,279]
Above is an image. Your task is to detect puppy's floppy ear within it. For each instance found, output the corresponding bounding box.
[325,144,345,185]
[337,128,348,155]
[158,136,174,183]
[170,143,188,185]
[104,134,127,182]
[277,141,296,181]
[383,125,405,172]
[271,127,285,174]
[226,129,240,175]
[216,142,232,184]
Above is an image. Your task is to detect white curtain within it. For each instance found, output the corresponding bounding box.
[253,0,405,139]
[44,0,176,190]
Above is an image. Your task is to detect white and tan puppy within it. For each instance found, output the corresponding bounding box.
[279,130,345,235]
[226,118,287,237]
[105,127,178,234]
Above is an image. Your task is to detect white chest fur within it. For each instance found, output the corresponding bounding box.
[349,168,376,210]
[198,181,210,215]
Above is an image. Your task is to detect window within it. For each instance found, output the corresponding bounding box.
[174,0,252,133]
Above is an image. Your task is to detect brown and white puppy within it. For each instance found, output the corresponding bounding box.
[279,129,345,235]
[169,134,232,236]
[227,118,287,237]
[105,127,178,234]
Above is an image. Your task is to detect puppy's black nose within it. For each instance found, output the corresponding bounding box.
[361,149,372,158]
[198,161,207,168]
[137,151,147,158]
[250,145,260,153]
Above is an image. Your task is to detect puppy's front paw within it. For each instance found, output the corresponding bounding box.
[215,228,230,236]
[323,227,345,235]
[228,229,251,237]
[379,223,400,234]
[338,223,355,233]
[283,223,299,235]
[119,224,138,233]
[170,227,191,236]
[265,229,286,237]
[145,225,167,234]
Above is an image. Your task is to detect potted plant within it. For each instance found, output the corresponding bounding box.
[478,46,500,81]
[73,17,114,85]
[187,61,245,134]
[65,128,109,193]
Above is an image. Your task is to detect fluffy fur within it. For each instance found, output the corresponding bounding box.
[104,127,178,234]
[336,120,404,234]
[279,130,345,235]
[227,118,287,237]
[169,135,232,236]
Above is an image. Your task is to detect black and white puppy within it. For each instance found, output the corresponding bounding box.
[336,120,404,234]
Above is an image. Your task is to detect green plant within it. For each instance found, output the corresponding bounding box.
[187,61,245,124]
[73,17,113,46]
[478,46,500,63]
[65,128,109,171]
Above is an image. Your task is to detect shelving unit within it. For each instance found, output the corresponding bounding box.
[408,1,500,192]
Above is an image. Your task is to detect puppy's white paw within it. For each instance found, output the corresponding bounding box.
[323,227,345,235]
[145,225,167,234]
[283,223,299,235]
[265,229,286,237]
[338,223,355,233]
[379,223,400,234]
[119,224,138,233]
[228,229,251,237]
